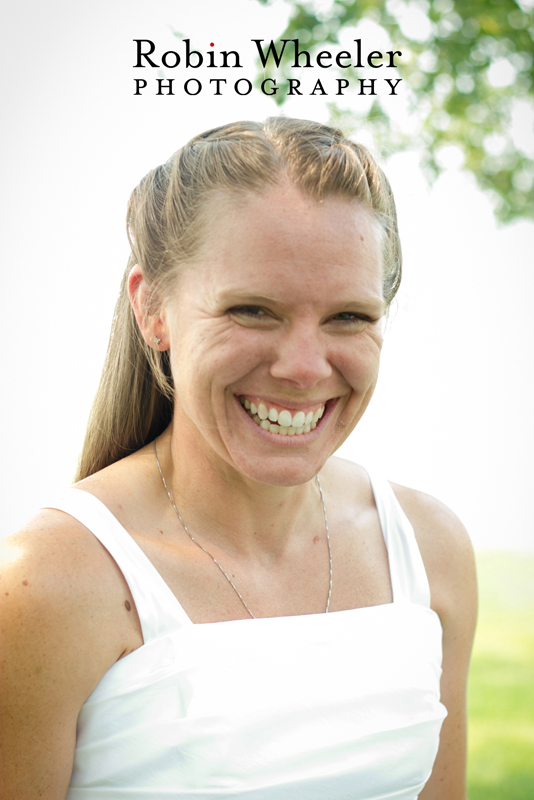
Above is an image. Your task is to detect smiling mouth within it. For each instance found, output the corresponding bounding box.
[238,396,326,436]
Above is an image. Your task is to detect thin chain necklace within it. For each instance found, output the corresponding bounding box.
[153,438,332,619]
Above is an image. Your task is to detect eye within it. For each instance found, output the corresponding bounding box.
[228,305,268,318]
[329,312,374,324]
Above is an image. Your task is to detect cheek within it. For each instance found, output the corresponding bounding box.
[334,340,382,438]
[170,318,269,393]
[334,334,383,388]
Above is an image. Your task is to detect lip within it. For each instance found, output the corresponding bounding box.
[236,394,333,412]
[235,395,339,444]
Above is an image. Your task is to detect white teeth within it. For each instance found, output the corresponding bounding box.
[276,409,291,427]
[292,411,306,428]
[258,403,269,420]
[240,396,328,437]
[278,409,292,427]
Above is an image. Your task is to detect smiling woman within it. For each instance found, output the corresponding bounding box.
[0,118,476,800]
[130,187,386,488]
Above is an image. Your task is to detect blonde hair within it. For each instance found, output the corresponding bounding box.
[75,117,402,480]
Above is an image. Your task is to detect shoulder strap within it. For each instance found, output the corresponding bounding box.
[365,470,431,607]
[43,488,193,641]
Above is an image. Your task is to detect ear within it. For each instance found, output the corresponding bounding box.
[128,264,169,350]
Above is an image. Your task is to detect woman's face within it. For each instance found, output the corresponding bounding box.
[163,184,385,487]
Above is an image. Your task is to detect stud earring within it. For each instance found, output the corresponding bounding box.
[153,336,161,346]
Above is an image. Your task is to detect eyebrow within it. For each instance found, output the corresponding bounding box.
[216,290,385,316]
[217,291,280,305]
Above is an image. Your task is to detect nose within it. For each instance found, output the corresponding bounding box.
[269,321,332,388]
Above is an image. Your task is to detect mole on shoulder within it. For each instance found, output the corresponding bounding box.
[124,600,131,612]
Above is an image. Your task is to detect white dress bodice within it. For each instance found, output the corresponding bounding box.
[45,470,446,799]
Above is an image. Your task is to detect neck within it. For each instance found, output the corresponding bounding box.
[155,425,322,561]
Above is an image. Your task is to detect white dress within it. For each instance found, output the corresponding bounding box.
[45,470,447,799]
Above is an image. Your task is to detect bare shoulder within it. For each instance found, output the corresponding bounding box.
[0,509,140,797]
[321,455,373,503]
[1,507,139,689]
[391,482,473,558]
[1,504,140,663]
[390,482,477,624]
[324,459,477,619]
[74,442,158,528]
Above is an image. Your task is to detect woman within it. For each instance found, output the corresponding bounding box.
[1,118,477,799]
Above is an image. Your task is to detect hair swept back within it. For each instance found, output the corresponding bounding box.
[75,117,402,480]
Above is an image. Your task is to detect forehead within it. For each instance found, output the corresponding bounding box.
[185,185,384,306]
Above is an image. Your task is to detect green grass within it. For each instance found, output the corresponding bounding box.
[467,551,534,800]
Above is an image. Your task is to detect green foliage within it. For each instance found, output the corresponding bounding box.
[254,0,534,222]
[468,552,534,799]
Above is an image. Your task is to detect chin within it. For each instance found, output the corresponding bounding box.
[227,450,329,488]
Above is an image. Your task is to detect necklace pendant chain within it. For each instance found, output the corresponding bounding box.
[153,439,332,620]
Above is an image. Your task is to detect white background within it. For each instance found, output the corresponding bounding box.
[2,0,533,550]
